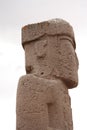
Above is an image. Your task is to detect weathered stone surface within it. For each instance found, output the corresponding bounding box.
[22,19,75,48]
[22,19,78,89]
[16,19,79,130]
[17,74,73,130]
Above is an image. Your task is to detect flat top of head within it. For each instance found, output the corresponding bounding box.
[22,18,70,28]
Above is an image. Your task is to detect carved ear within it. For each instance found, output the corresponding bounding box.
[35,40,47,58]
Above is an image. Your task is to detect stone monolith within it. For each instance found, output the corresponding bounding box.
[16,19,79,130]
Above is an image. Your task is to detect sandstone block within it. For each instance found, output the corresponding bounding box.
[17,74,73,130]
[22,19,79,88]
[16,19,79,130]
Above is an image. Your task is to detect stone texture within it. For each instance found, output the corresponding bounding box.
[22,19,75,48]
[17,75,73,130]
[16,19,79,130]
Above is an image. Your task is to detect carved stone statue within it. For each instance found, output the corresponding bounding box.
[16,19,79,130]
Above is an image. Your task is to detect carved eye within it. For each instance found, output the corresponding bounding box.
[60,36,75,49]
[35,40,47,58]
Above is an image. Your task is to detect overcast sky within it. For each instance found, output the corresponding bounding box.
[0,0,87,130]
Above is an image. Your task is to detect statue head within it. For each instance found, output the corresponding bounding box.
[22,19,79,89]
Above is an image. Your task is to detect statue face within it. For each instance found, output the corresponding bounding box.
[24,35,78,88]
[24,36,49,75]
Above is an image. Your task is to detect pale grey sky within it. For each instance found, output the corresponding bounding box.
[0,0,87,130]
